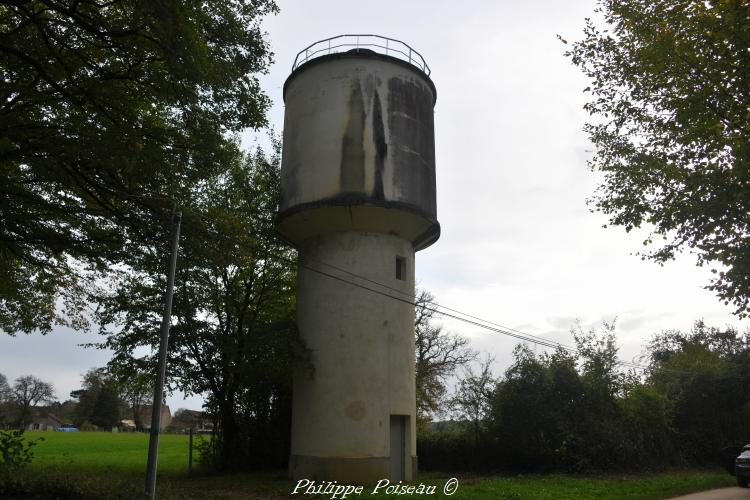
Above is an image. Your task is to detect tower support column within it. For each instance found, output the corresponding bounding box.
[290,231,417,483]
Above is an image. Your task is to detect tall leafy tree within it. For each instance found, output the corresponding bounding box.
[90,383,121,429]
[646,320,750,462]
[0,0,278,334]
[564,0,750,315]
[490,345,581,470]
[94,143,299,470]
[110,362,152,430]
[70,369,103,426]
[70,367,124,428]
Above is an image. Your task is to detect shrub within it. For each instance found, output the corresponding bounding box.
[0,468,152,499]
[418,427,498,472]
[79,421,99,432]
[0,430,42,471]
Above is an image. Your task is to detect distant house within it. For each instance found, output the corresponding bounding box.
[137,404,172,431]
[120,419,136,431]
[175,410,214,433]
[25,407,63,431]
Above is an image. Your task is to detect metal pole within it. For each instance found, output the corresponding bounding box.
[145,207,182,500]
[188,427,194,475]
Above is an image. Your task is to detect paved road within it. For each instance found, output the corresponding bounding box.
[669,487,750,500]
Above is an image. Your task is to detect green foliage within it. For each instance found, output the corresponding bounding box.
[90,385,120,430]
[450,356,497,445]
[113,366,153,430]
[71,368,122,429]
[0,373,9,401]
[0,430,41,471]
[0,0,278,334]
[421,319,750,473]
[490,345,586,470]
[417,428,496,472]
[0,374,11,426]
[646,320,750,464]
[617,383,675,469]
[564,0,750,316]
[0,468,148,500]
[93,142,299,470]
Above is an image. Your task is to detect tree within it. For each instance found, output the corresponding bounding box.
[70,368,103,426]
[564,0,750,316]
[489,322,638,471]
[94,143,299,470]
[450,355,497,445]
[90,383,121,429]
[490,345,580,470]
[11,375,55,428]
[414,289,477,426]
[0,373,11,426]
[0,0,278,334]
[70,367,123,429]
[645,320,750,463]
[109,363,152,430]
[169,408,193,432]
[0,373,10,403]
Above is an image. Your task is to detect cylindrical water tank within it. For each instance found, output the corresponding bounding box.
[277,42,439,250]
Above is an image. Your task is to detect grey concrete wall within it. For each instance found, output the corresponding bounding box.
[291,231,416,482]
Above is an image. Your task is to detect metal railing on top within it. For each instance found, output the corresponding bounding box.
[291,34,431,76]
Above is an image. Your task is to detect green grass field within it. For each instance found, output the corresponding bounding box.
[25,430,195,473]
[3,431,736,499]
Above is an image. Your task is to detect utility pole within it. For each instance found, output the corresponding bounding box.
[145,207,182,500]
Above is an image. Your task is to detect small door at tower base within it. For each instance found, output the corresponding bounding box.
[389,415,407,481]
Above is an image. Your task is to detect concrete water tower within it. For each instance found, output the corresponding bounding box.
[277,35,439,484]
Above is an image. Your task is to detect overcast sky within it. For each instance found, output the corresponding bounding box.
[2,0,747,412]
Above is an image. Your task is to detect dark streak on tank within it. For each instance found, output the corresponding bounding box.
[372,90,387,201]
[340,82,366,193]
[387,76,436,216]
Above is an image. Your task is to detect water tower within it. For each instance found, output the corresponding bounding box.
[277,35,439,483]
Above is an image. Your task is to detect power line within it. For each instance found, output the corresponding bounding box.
[181,217,692,374]
[296,252,581,353]
[113,194,695,376]
[295,259,691,375]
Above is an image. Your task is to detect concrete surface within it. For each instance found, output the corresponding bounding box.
[290,231,417,482]
[278,52,439,251]
[668,487,750,499]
